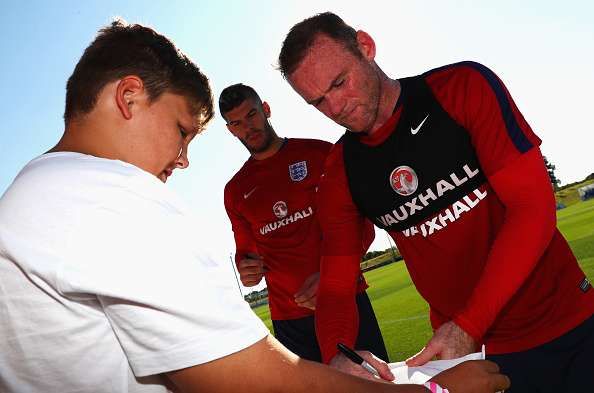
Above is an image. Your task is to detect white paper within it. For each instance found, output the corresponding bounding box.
[390,346,485,385]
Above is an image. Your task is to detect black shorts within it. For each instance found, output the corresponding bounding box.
[487,313,594,393]
[272,291,388,362]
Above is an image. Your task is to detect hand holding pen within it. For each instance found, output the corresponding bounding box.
[332,343,394,382]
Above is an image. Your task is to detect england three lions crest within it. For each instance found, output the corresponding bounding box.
[289,161,308,182]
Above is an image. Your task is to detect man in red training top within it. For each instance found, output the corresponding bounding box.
[220,83,388,363]
[277,12,594,392]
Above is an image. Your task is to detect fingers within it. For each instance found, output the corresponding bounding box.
[405,344,438,367]
[430,360,510,393]
[492,372,511,391]
[240,274,263,286]
[294,272,320,308]
[238,258,266,286]
[238,257,266,274]
[329,353,383,382]
[478,360,500,373]
[358,351,394,381]
[295,295,316,310]
[466,360,510,390]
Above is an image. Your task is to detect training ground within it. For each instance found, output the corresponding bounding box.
[253,197,594,361]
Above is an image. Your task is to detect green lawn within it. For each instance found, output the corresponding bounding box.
[252,197,594,361]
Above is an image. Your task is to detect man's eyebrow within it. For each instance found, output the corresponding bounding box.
[305,73,345,106]
[307,96,323,106]
[226,108,256,123]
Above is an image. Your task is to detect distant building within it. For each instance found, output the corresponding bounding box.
[578,184,594,201]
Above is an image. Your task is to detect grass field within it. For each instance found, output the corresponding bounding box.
[253,197,594,361]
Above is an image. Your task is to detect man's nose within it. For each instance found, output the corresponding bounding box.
[326,95,345,119]
[176,147,189,169]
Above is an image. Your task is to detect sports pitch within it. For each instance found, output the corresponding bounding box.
[253,197,594,361]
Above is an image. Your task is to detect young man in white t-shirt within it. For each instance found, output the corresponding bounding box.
[0,20,509,393]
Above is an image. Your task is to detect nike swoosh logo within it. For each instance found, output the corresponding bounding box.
[411,114,429,135]
[243,187,257,199]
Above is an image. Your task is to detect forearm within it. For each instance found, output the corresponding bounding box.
[167,336,429,393]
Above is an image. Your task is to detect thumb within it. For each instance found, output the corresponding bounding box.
[405,344,438,367]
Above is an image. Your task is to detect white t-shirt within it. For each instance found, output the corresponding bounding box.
[0,152,269,393]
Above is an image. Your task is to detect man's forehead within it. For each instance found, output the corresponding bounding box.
[225,98,259,119]
[288,38,346,99]
[299,36,337,68]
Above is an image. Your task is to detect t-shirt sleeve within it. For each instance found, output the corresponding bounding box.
[428,61,542,176]
[224,182,258,265]
[59,185,269,377]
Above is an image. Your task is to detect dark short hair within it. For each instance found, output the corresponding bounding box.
[278,12,361,78]
[218,83,262,119]
[64,19,213,132]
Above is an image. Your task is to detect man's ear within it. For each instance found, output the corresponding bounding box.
[356,30,376,62]
[262,101,271,118]
[115,76,144,120]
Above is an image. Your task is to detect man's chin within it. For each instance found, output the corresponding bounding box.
[158,173,169,183]
[344,119,374,134]
[247,139,273,155]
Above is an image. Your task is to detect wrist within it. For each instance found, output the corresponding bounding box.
[324,348,340,365]
[424,381,449,393]
[452,314,483,343]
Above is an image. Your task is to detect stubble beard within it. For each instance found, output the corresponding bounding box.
[242,120,275,154]
[347,65,382,134]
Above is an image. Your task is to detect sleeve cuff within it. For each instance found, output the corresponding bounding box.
[453,313,484,344]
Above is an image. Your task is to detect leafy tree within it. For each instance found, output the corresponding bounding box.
[362,250,384,261]
[543,156,560,190]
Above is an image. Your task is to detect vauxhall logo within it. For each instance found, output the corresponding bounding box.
[377,163,481,228]
[260,206,314,235]
[390,165,418,196]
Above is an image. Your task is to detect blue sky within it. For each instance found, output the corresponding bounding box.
[1,0,593,292]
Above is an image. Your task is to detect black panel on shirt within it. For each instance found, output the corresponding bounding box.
[340,75,487,231]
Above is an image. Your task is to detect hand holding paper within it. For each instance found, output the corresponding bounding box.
[390,345,509,392]
[406,321,476,367]
[391,347,485,384]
